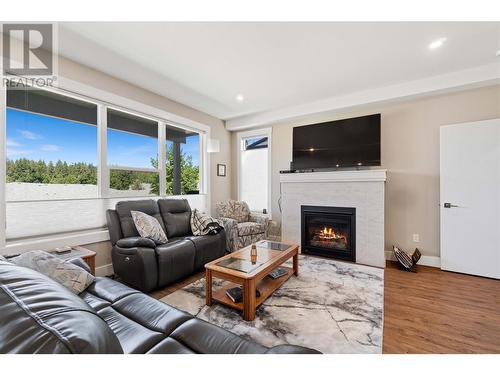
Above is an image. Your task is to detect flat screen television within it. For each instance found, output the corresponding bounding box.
[292,114,381,170]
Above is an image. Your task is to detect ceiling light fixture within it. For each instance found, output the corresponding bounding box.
[235,94,244,102]
[496,49,500,57]
[428,37,447,50]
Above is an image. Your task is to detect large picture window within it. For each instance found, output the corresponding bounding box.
[5,86,98,201]
[3,85,205,203]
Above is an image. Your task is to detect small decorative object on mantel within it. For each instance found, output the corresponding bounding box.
[250,243,257,264]
[393,246,421,272]
[217,163,226,177]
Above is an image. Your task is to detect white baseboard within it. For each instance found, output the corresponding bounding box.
[385,251,441,268]
[95,263,114,277]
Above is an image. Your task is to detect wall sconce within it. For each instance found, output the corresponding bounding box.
[207,138,220,153]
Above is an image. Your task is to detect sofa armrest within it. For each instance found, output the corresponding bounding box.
[249,213,270,235]
[112,245,158,292]
[265,344,321,354]
[66,257,91,273]
[106,209,123,246]
[116,237,156,249]
[219,217,238,252]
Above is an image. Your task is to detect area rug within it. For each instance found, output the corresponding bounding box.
[160,255,384,353]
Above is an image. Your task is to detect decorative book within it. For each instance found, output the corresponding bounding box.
[225,286,261,303]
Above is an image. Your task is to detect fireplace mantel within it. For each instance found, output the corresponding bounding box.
[279,169,387,184]
[280,169,386,268]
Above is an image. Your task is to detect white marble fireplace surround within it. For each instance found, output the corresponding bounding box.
[280,169,387,268]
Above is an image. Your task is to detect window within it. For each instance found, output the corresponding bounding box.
[238,129,271,214]
[5,86,98,201]
[165,125,201,195]
[107,109,159,196]
[3,85,206,202]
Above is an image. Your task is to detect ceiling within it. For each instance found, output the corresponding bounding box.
[58,22,500,121]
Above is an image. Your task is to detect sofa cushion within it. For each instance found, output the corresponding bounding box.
[98,306,164,354]
[158,199,192,238]
[237,222,266,236]
[170,318,267,354]
[155,240,196,286]
[131,211,168,245]
[147,337,196,354]
[115,200,165,238]
[0,261,123,354]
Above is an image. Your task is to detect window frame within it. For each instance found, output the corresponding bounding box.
[236,127,272,216]
[2,80,207,202]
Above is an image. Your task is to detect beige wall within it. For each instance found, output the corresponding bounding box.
[254,85,499,259]
[55,56,233,270]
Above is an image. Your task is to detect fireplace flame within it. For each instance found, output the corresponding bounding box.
[319,226,346,241]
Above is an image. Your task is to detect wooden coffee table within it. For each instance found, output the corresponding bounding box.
[205,241,299,321]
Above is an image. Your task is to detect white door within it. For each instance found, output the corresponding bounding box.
[440,118,500,279]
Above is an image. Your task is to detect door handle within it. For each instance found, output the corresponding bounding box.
[443,203,459,208]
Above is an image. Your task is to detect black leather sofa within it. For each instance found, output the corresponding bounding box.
[0,258,319,353]
[107,199,226,292]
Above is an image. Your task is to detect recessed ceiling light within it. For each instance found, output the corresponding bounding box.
[235,94,244,102]
[428,37,447,50]
[309,148,315,152]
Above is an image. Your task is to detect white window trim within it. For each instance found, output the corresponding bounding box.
[236,127,272,217]
[0,84,6,250]
[0,74,212,251]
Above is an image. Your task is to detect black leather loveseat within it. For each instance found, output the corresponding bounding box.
[0,258,319,353]
[107,199,226,292]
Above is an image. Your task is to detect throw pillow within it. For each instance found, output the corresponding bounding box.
[10,250,95,294]
[131,210,168,244]
[191,209,224,236]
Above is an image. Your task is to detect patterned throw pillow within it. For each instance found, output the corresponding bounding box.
[10,250,95,294]
[191,209,223,236]
[131,210,168,244]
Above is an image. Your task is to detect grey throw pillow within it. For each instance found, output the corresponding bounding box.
[131,210,168,244]
[10,250,95,294]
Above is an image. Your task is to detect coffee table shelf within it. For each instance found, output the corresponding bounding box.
[211,267,294,311]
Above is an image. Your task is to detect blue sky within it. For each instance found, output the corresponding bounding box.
[6,109,199,167]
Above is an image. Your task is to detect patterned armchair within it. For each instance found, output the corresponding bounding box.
[216,199,270,252]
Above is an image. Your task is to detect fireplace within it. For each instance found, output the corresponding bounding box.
[301,205,356,262]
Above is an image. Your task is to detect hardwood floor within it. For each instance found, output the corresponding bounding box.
[150,260,500,353]
[383,261,500,353]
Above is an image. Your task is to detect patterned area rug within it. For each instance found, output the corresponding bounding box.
[160,255,384,353]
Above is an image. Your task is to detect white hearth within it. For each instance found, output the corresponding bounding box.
[280,169,386,268]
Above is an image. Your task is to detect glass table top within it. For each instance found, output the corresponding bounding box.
[255,240,291,251]
[216,258,264,273]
